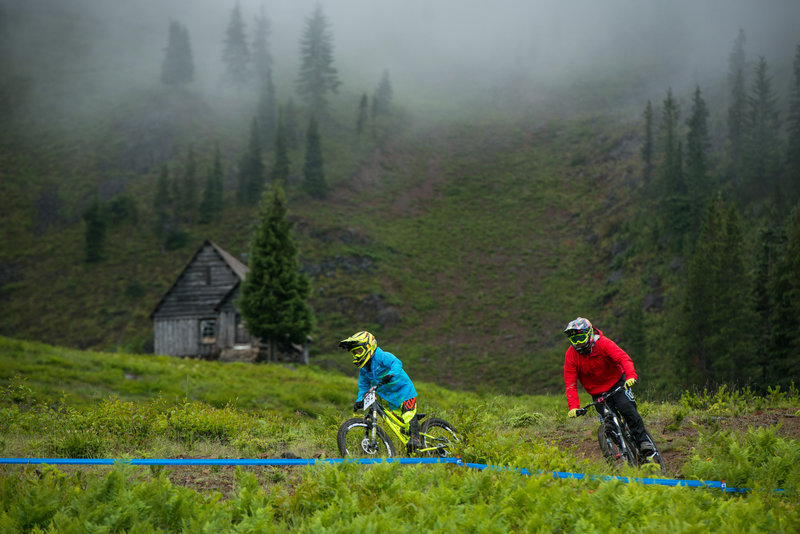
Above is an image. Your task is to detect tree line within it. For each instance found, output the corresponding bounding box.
[634,31,800,390]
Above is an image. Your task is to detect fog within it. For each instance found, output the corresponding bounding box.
[3,0,800,119]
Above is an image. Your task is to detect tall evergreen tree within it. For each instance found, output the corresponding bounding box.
[83,195,106,263]
[222,2,250,89]
[356,92,368,137]
[727,28,747,178]
[641,100,654,187]
[787,44,800,203]
[285,98,301,149]
[161,20,194,86]
[296,4,340,118]
[753,221,783,384]
[685,85,712,229]
[181,147,198,224]
[257,68,277,146]
[251,6,272,84]
[373,69,393,116]
[743,56,781,201]
[238,118,265,205]
[154,164,171,242]
[271,109,290,186]
[769,204,800,387]
[238,184,314,362]
[199,144,224,224]
[682,194,756,386]
[302,116,328,199]
[658,88,689,243]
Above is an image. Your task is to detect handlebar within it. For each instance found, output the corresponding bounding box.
[574,384,627,417]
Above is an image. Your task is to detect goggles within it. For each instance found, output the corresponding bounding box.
[350,346,366,357]
[568,332,590,345]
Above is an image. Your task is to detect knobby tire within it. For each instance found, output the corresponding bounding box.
[420,417,459,457]
[337,418,396,458]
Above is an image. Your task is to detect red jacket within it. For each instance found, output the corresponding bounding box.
[564,328,637,410]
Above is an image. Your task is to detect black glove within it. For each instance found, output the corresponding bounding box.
[353,400,364,412]
[378,374,394,386]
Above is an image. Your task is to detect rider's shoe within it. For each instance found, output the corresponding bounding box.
[639,440,654,457]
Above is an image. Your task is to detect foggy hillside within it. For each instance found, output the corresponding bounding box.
[3,0,799,122]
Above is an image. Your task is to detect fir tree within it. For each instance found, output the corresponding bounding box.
[222,2,250,89]
[727,28,747,177]
[658,88,689,244]
[302,116,328,199]
[271,109,290,186]
[787,44,800,203]
[257,68,277,147]
[284,98,301,149]
[769,204,800,386]
[296,4,340,118]
[83,194,106,263]
[161,20,194,86]
[181,147,198,224]
[682,194,757,386]
[251,6,272,84]
[356,93,368,137]
[685,85,711,230]
[743,56,781,201]
[238,118,265,205]
[641,100,654,186]
[154,164,171,241]
[199,144,224,224]
[373,69,393,116]
[753,220,782,384]
[238,184,314,361]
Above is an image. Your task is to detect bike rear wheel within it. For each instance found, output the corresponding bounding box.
[420,418,459,457]
[597,423,637,467]
[639,432,666,471]
[337,418,396,458]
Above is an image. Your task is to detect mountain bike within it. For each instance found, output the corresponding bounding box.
[337,386,459,458]
[575,385,665,471]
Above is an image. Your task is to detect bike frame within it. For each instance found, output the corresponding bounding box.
[361,388,441,455]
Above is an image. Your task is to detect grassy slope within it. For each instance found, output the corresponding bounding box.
[1,337,798,531]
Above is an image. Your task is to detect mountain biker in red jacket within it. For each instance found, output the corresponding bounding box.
[563,317,655,455]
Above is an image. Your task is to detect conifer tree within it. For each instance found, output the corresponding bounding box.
[154,164,171,241]
[251,6,272,84]
[768,204,800,386]
[682,194,756,386]
[373,69,393,116]
[658,89,689,243]
[284,98,301,149]
[181,147,197,223]
[296,4,340,118]
[271,109,290,186]
[727,29,747,177]
[199,144,224,224]
[641,100,654,186]
[83,194,106,263]
[238,184,314,361]
[302,116,328,199]
[237,118,265,205]
[743,56,781,201]
[257,69,277,146]
[753,221,782,383]
[685,85,712,229]
[787,44,800,203]
[222,2,250,89]
[161,20,194,86]
[356,93,368,137]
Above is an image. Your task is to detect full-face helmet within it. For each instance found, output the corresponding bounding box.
[564,317,595,355]
[338,331,377,368]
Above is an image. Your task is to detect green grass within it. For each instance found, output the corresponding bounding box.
[1,338,799,531]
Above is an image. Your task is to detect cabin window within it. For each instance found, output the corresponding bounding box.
[200,319,216,343]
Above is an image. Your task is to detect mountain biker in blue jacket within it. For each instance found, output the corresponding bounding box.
[339,331,421,450]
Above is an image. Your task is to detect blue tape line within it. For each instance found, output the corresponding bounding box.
[0,457,780,493]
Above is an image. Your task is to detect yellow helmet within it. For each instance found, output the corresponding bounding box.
[338,331,377,368]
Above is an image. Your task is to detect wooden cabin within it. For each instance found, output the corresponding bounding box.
[151,240,308,363]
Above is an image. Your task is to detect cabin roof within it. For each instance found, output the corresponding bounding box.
[150,239,249,319]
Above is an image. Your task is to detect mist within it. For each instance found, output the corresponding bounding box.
[2,0,800,121]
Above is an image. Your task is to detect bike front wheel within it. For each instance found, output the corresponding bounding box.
[597,423,637,467]
[420,418,459,457]
[337,418,396,458]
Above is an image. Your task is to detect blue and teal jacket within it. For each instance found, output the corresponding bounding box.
[356,347,417,410]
